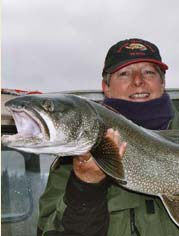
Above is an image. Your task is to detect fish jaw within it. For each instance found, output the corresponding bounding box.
[2,135,95,156]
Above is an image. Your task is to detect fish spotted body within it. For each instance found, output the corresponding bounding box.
[2,93,179,227]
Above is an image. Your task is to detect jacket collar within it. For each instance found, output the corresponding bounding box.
[168,102,179,129]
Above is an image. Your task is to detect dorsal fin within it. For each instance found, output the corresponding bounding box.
[91,136,126,185]
[160,193,179,227]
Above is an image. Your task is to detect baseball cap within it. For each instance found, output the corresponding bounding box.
[102,38,168,76]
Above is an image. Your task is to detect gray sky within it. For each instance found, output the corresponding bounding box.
[2,0,179,92]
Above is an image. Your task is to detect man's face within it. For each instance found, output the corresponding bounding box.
[102,62,165,102]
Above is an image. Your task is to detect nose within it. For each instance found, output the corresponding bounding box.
[132,72,144,87]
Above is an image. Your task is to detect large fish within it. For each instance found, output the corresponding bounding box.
[2,93,179,227]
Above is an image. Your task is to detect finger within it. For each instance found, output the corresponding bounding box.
[106,129,121,147]
[119,142,127,158]
[113,130,120,146]
[74,152,92,164]
[79,156,93,164]
[105,128,115,140]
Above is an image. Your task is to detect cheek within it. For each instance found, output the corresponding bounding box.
[148,80,165,97]
[109,81,129,98]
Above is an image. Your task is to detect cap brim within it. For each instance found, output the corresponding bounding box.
[106,59,168,74]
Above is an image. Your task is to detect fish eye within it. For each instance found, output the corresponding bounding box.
[42,100,55,112]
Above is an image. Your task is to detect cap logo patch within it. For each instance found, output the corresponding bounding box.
[125,43,147,51]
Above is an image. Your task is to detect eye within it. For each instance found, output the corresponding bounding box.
[143,70,156,75]
[120,71,128,76]
[147,70,155,74]
[42,100,54,112]
[117,71,130,78]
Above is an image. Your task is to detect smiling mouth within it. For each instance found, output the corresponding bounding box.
[129,93,150,99]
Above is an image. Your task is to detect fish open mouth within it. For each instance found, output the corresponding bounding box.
[2,107,50,146]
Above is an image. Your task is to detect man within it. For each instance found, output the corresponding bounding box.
[37,38,179,236]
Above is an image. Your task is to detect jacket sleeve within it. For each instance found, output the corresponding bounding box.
[61,171,110,236]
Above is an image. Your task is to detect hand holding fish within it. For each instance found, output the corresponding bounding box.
[73,128,127,183]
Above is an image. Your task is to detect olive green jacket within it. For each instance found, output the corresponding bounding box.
[38,104,179,236]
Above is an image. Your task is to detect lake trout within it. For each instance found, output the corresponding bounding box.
[2,93,179,227]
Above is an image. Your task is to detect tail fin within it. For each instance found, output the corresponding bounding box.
[160,193,179,227]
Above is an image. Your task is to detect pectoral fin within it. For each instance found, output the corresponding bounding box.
[160,193,179,227]
[91,136,126,185]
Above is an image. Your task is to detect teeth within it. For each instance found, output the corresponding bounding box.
[130,93,149,98]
